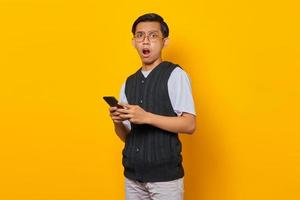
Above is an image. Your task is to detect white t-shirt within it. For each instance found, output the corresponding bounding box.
[119,66,196,130]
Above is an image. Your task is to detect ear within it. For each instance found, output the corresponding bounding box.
[131,39,137,48]
[163,37,169,48]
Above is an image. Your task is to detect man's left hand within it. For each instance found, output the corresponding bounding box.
[117,104,150,124]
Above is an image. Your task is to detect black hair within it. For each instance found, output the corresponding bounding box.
[132,13,169,38]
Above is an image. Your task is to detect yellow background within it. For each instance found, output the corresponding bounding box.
[1,0,299,199]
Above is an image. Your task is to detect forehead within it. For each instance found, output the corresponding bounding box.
[135,21,161,33]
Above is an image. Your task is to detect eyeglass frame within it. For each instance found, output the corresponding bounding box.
[133,31,166,42]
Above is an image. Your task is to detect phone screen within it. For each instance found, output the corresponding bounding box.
[103,96,124,108]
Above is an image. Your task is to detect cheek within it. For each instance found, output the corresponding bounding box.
[153,44,164,53]
[135,47,142,54]
[133,42,141,50]
[159,41,166,49]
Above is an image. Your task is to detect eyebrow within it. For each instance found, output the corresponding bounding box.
[135,30,160,34]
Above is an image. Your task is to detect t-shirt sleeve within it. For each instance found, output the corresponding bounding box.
[119,82,128,104]
[119,81,131,130]
[168,67,196,116]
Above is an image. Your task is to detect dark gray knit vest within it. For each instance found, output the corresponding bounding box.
[123,61,184,182]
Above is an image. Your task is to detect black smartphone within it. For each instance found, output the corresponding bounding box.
[103,96,124,108]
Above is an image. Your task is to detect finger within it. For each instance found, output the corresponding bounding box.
[112,111,120,116]
[118,109,131,114]
[122,104,134,109]
[109,107,118,112]
[112,116,122,120]
[119,103,133,110]
[110,111,119,117]
[120,114,133,119]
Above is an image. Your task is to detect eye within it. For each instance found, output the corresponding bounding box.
[150,33,159,38]
[135,32,144,38]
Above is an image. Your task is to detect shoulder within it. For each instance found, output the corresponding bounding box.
[125,68,142,87]
[127,68,140,81]
[169,64,191,82]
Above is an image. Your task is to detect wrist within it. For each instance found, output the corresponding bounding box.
[145,112,154,125]
[113,121,123,126]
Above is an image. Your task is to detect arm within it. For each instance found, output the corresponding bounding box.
[109,107,130,142]
[108,82,131,142]
[113,122,129,142]
[147,112,196,134]
[118,105,196,134]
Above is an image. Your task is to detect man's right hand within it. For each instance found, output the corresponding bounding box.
[109,107,124,123]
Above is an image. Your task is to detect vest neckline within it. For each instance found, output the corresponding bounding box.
[139,61,169,79]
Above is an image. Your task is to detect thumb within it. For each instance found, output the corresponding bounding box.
[118,102,130,109]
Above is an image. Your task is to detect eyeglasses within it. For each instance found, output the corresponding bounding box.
[133,31,164,42]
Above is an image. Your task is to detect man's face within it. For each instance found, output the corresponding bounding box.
[132,22,168,65]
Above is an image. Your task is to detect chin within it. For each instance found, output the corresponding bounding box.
[141,58,155,65]
[143,60,155,65]
[141,56,161,65]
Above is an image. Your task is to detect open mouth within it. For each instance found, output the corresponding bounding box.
[142,48,151,57]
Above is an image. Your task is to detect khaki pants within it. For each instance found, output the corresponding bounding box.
[125,177,184,200]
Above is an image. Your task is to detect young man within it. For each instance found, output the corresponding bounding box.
[109,13,196,200]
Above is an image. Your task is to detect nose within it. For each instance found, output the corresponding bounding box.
[142,35,150,44]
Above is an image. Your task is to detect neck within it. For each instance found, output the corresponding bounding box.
[142,57,162,71]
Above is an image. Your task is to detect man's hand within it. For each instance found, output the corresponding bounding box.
[109,106,126,123]
[118,104,149,124]
[116,103,196,134]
